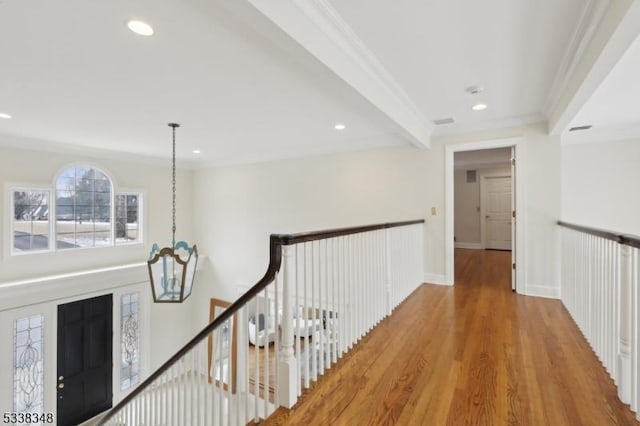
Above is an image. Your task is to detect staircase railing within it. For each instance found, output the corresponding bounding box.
[98,219,425,425]
[558,221,640,421]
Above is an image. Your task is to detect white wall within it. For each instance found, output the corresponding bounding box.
[191,123,563,318]
[561,138,640,235]
[191,143,436,326]
[454,165,511,246]
[0,144,198,370]
[454,169,480,245]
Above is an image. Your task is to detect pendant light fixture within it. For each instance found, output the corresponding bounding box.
[148,123,198,303]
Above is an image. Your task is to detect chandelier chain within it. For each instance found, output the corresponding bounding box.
[171,124,177,250]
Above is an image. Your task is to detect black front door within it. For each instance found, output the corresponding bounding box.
[57,294,113,426]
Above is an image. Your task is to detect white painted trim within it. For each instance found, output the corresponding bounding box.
[445,137,526,292]
[0,263,147,311]
[433,113,544,138]
[454,242,482,250]
[247,0,433,147]
[544,0,610,116]
[548,0,640,134]
[0,272,151,420]
[423,273,448,286]
[522,285,561,300]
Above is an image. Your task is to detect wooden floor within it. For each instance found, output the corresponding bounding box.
[264,249,638,425]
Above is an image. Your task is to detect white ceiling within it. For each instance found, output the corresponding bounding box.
[325,0,586,134]
[0,0,637,167]
[0,0,405,166]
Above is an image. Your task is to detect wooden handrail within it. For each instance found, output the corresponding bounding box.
[557,221,640,248]
[98,219,424,424]
[272,219,425,245]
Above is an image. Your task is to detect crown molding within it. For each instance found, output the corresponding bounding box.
[293,0,429,128]
[248,0,433,148]
[0,132,199,169]
[432,113,545,138]
[547,0,640,135]
[543,0,610,119]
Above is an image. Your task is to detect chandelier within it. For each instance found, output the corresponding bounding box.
[147,123,198,303]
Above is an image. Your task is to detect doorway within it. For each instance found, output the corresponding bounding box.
[446,137,524,292]
[57,294,113,426]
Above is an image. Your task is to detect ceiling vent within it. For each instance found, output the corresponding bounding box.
[569,125,592,132]
[465,85,483,95]
[433,117,455,125]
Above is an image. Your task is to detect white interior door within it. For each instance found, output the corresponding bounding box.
[483,176,512,250]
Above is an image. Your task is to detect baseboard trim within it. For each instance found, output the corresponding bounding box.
[455,242,482,249]
[522,285,560,299]
[423,273,449,286]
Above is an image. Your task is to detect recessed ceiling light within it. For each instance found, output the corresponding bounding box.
[471,103,488,111]
[0,112,12,119]
[334,123,346,130]
[192,149,201,154]
[127,20,154,36]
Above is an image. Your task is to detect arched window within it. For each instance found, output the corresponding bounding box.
[55,166,113,248]
[9,164,141,254]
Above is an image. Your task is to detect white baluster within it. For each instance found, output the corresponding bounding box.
[339,236,346,358]
[263,285,269,416]
[205,344,212,426]
[278,244,298,408]
[253,294,259,423]
[295,244,302,396]
[619,244,633,403]
[275,271,280,409]
[319,239,325,375]
[632,248,639,416]
[303,242,310,389]
[332,237,338,364]
[243,304,250,426]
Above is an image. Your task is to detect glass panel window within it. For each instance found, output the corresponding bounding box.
[9,165,142,255]
[55,166,112,249]
[115,194,140,245]
[13,190,50,253]
[13,314,44,415]
[121,292,140,390]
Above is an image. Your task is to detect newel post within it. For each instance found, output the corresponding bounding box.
[278,244,298,408]
[618,244,632,404]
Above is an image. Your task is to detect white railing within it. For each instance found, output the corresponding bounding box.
[99,220,424,425]
[559,222,640,421]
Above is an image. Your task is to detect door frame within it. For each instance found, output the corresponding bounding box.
[479,173,512,250]
[445,137,526,292]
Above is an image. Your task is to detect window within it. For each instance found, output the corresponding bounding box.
[12,190,51,253]
[13,314,45,415]
[120,292,140,390]
[115,194,140,245]
[8,164,142,255]
[56,166,112,249]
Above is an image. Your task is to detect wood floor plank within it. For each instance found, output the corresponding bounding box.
[263,249,639,426]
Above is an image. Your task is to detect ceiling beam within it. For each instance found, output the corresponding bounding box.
[247,0,433,148]
[547,0,640,135]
